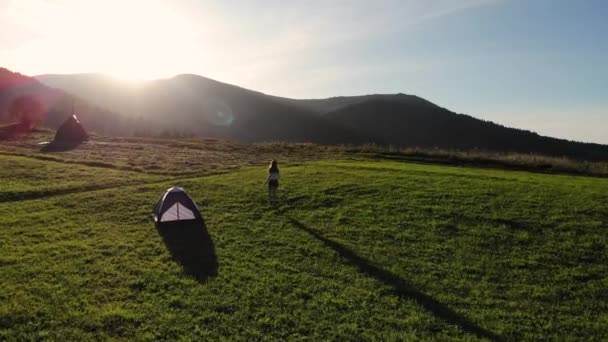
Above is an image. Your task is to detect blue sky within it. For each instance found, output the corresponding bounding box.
[1,0,606,143]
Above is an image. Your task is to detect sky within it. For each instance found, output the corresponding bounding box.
[1,0,607,143]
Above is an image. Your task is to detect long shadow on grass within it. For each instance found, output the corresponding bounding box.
[287,218,502,341]
[40,141,82,152]
[156,219,218,283]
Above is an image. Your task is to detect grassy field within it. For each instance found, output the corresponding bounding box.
[1,145,607,340]
[2,130,608,177]
[0,131,347,176]
[0,155,164,202]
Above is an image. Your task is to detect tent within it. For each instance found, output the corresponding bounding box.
[54,114,88,143]
[153,187,202,223]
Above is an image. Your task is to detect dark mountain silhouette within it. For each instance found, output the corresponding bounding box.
[270,93,439,115]
[35,73,368,144]
[324,99,608,161]
[1,67,604,160]
[0,68,128,137]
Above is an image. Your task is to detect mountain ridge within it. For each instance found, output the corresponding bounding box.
[1,67,607,160]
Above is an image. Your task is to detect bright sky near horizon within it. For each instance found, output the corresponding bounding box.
[1,0,606,143]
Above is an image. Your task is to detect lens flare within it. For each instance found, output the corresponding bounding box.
[204,100,234,126]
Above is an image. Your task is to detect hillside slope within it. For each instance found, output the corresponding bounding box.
[325,99,608,160]
[0,68,127,136]
[36,73,368,144]
[36,71,608,159]
[270,93,440,115]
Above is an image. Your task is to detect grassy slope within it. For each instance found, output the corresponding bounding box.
[0,155,164,201]
[1,153,607,340]
[3,130,608,179]
[0,131,346,176]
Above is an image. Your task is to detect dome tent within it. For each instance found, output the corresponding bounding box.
[153,186,215,282]
[54,114,88,144]
[153,187,202,223]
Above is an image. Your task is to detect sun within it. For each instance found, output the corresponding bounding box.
[12,0,201,81]
[106,66,166,82]
[95,2,198,81]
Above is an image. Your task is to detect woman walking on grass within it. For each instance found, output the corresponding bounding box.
[264,160,280,204]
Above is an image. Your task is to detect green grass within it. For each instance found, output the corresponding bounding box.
[0,155,164,201]
[1,156,607,340]
[349,144,608,177]
[3,130,608,178]
[0,131,346,176]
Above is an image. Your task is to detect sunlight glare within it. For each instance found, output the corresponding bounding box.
[4,0,200,80]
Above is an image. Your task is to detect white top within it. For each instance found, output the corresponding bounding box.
[160,202,196,222]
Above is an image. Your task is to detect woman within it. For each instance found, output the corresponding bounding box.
[264,160,280,204]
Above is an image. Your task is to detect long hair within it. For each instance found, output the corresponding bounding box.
[268,160,279,173]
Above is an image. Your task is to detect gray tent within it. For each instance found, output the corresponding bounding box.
[153,187,202,223]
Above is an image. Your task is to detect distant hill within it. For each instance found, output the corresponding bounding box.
[0,68,127,136]
[36,73,368,144]
[270,93,440,115]
[324,99,608,161]
[0,67,605,159]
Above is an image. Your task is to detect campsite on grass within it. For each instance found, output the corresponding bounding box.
[1,130,607,340]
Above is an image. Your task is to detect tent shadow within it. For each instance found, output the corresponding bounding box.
[40,141,82,152]
[155,219,218,283]
[287,217,502,341]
